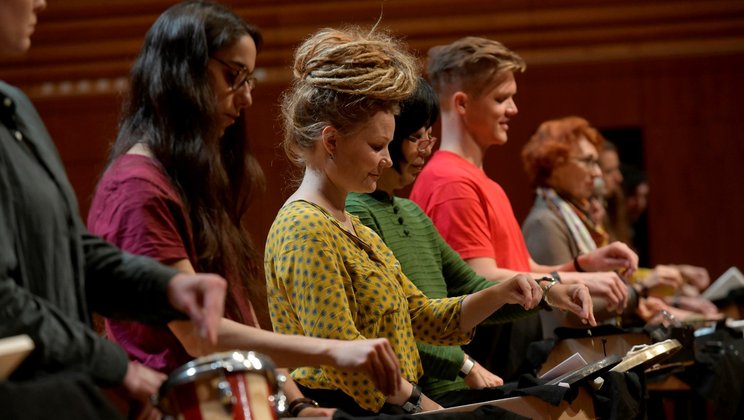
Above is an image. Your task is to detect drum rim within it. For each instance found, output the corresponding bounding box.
[157,350,280,399]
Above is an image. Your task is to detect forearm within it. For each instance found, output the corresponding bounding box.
[529,258,576,275]
[171,318,347,368]
[458,285,507,331]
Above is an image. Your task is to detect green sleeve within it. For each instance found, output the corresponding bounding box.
[434,217,539,324]
[416,342,464,380]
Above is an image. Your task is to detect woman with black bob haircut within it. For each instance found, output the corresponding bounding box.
[88,1,402,417]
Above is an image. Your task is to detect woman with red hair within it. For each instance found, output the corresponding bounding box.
[521,117,707,334]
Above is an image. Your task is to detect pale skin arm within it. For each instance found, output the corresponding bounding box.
[459,274,544,331]
[464,258,597,324]
[167,259,401,397]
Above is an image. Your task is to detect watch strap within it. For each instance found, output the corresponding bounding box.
[459,355,475,378]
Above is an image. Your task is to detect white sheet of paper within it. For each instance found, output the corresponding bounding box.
[539,352,588,382]
[702,266,744,301]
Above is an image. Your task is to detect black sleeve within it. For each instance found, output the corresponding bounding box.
[81,228,187,324]
[0,202,128,386]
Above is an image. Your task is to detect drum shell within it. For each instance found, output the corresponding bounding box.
[156,351,283,420]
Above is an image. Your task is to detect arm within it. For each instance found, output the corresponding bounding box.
[438,234,539,323]
[168,258,399,387]
[0,155,129,385]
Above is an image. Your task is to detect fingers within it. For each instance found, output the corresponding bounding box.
[373,338,400,396]
[200,276,226,344]
[609,274,628,311]
[367,346,386,395]
[520,276,541,309]
[170,274,226,344]
[578,287,597,326]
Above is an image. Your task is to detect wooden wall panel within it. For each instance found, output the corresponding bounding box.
[2,0,743,278]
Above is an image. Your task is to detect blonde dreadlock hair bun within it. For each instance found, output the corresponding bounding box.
[281,27,419,166]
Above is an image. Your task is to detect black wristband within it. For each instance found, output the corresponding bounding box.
[400,384,423,414]
[288,397,319,417]
[574,255,586,272]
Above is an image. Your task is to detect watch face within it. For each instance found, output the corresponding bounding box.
[401,401,422,414]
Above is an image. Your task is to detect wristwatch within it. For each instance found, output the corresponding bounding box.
[459,355,475,378]
[400,384,423,414]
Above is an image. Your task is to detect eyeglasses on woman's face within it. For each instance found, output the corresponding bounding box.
[571,155,601,170]
[211,57,257,92]
[406,133,438,152]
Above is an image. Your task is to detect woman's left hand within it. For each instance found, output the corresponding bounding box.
[547,283,597,326]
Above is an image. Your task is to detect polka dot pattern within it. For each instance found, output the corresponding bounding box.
[265,200,470,411]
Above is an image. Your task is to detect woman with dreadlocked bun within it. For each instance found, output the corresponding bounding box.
[265,27,547,416]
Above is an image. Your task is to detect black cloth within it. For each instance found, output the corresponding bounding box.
[331,405,527,420]
[0,372,125,420]
[463,315,543,382]
[0,80,183,388]
[591,370,645,420]
[433,378,569,408]
[679,328,744,419]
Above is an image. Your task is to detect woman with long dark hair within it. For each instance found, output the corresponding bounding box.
[88,2,401,416]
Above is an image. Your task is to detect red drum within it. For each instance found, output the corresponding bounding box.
[155,351,285,420]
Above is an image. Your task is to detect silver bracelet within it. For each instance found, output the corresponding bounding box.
[542,279,558,307]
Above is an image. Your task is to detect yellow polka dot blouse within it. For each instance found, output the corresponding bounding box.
[265,200,472,411]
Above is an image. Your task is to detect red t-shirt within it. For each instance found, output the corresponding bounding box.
[87,154,257,373]
[410,150,531,272]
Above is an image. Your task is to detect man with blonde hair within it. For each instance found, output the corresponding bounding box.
[411,37,637,379]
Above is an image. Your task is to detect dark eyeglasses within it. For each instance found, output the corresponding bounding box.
[211,57,257,91]
[572,156,601,169]
[406,134,438,152]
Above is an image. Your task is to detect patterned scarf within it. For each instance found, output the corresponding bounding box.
[538,187,609,254]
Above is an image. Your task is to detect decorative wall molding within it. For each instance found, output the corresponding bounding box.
[1,0,743,98]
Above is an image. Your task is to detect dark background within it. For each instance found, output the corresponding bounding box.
[2,0,742,277]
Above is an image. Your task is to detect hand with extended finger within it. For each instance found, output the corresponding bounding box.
[545,283,597,326]
[166,273,227,344]
[564,271,628,313]
[495,273,543,310]
[329,338,401,396]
